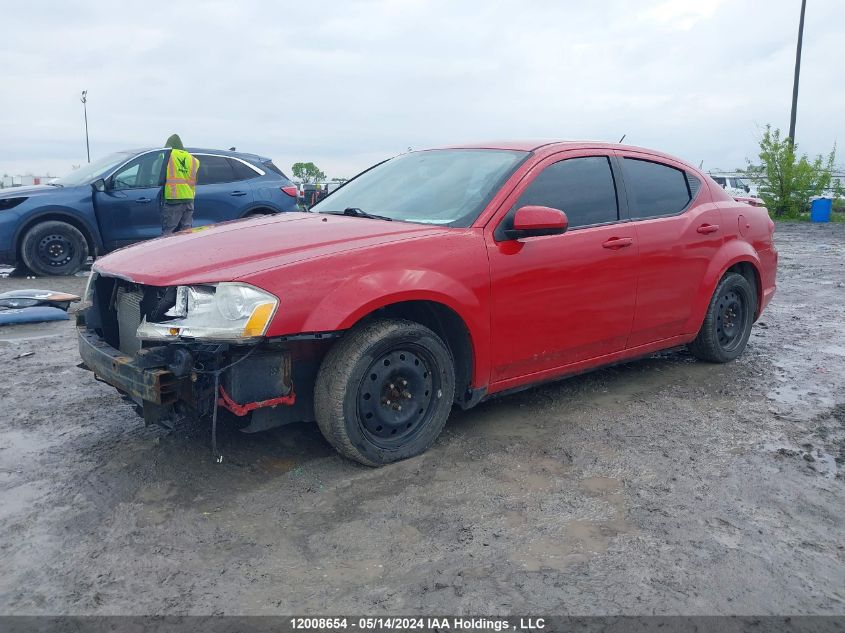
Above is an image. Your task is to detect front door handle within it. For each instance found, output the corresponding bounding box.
[136,197,152,204]
[697,223,720,234]
[602,237,634,250]
[230,191,247,197]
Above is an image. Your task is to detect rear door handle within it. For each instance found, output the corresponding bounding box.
[602,237,634,250]
[136,197,152,204]
[697,223,720,234]
[230,191,247,197]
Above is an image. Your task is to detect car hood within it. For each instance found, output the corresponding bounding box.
[0,185,58,198]
[94,212,449,286]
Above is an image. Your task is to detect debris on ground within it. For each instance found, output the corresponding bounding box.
[0,223,842,615]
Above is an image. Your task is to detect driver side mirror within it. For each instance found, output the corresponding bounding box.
[92,178,106,193]
[504,205,569,240]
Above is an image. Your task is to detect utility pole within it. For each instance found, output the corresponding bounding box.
[80,90,90,163]
[788,0,807,145]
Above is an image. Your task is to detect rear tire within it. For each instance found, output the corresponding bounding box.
[688,272,756,363]
[244,208,273,218]
[314,319,456,466]
[20,221,88,277]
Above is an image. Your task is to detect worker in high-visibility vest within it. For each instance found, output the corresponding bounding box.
[161,134,200,235]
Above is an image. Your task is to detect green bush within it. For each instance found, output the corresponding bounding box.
[744,126,839,218]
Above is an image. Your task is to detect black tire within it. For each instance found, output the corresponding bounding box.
[314,318,456,466]
[20,221,88,276]
[688,272,756,363]
[244,208,273,218]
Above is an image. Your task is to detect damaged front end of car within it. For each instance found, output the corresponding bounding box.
[77,270,333,451]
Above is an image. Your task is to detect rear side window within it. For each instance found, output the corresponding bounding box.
[228,158,259,181]
[262,161,289,180]
[623,158,691,219]
[196,155,236,185]
[516,156,618,228]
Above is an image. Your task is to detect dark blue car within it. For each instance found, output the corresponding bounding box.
[0,147,299,276]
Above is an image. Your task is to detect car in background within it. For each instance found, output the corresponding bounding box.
[0,148,299,276]
[711,174,757,198]
[79,141,778,466]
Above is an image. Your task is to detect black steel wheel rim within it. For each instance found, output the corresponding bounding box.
[356,345,440,448]
[37,233,75,268]
[716,288,746,351]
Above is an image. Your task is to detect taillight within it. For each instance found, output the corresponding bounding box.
[281,185,298,197]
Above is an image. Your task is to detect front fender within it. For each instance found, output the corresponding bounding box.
[14,203,104,255]
[684,238,762,334]
[302,268,490,386]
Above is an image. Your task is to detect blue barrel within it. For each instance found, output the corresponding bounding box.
[810,198,832,223]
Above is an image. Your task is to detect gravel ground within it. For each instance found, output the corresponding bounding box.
[0,223,843,615]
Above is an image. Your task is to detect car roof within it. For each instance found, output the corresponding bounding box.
[436,140,688,164]
[124,147,271,163]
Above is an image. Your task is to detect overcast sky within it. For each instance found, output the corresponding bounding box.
[1,0,842,179]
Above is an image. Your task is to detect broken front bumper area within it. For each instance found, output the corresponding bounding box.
[77,315,297,428]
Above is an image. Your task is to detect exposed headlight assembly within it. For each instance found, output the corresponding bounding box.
[80,270,98,310]
[136,282,278,342]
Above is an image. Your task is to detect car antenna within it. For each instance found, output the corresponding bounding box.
[699,160,704,169]
[618,134,626,143]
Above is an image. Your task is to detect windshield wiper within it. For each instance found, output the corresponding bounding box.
[322,207,393,221]
[46,182,63,187]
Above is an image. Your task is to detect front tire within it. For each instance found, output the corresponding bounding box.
[20,221,88,276]
[688,272,756,363]
[314,319,456,466]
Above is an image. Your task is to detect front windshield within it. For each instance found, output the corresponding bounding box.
[312,149,528,227]
[53,152,136,186]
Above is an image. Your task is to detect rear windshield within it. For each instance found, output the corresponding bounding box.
[311,149,528,227]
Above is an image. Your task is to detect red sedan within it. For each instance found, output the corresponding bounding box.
[78,141,778,466]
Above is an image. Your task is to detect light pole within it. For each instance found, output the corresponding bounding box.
[788,0,807,145]
[80,90,90,163]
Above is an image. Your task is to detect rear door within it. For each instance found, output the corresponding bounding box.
[486,151,638,385]
[620,153,723,347]
[93,149,168,249]
[192,154,256,225]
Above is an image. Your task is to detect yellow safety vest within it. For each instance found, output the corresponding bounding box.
[164,149,200,201]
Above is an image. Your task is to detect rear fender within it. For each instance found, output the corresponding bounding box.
[684,240,763,334]
[303,268,490,386]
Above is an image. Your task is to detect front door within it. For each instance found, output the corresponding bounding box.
[93,149,169,250]
[486,153,638,386]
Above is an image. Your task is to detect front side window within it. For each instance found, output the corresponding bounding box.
[111,151,166,190]
[515,156,618,228]
[311,149,528,227]
[197,155,236,185]
[623,158,691,219]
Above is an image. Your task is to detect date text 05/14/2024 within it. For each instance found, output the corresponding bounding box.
[289,617,547,631]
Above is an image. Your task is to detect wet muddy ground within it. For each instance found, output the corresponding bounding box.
[1,223,843,615]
